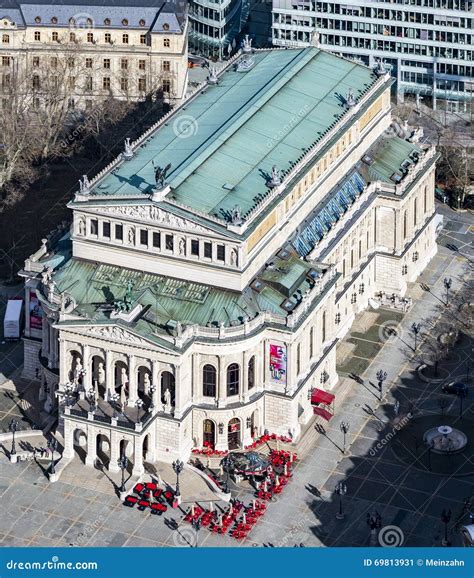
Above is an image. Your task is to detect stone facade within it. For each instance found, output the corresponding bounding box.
[19,47,439,477]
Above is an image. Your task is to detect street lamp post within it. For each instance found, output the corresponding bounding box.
[172,459,184,498]
[221,455,232,494]
[428,440,434,471]
[376,370,388,401]
[8,418,18,456]
[411,322,421,351]
[118,454,129,493]
[64,383,74,407]
[111,393,119,419]
[457,389,467,420]
[191,518,201,547]
[135,398,143,423]
[340,421,350,454]
[367,511,382,545]
[149,385,156,412]
[441,509,452,546]
[47,437,58,476]
[335,481,347,520]
[443,277,452,306]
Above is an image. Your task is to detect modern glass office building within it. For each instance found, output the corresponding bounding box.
[189,0,250,58]
[272,0,473,111]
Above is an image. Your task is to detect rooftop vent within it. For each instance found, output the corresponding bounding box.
[281,299,296,312]
[390,172,403,184]
[362,154,374,166]
[250,279,265,293]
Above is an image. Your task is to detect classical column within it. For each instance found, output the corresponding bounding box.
[82,344,90,391]
[174,365,181,417]
[109,430,121,473]
[132,436,144,477]
[63,421,74,459]
[242,351,249,403]
[58,338,67,386]
[85,428,96,467]
[151,360,160,409]
[105,349,114,400]
[218,358,226,408]
[127,354,138,406]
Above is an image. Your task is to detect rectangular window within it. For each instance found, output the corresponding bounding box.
[103,77,111,90]
[122,33,129,44]
[152,232,161,248]
[69,32,76,42]
[140,229,148,246]
[138,77,146,92]
[85,76,93,90]
[51,57,58,68]
[33,57,40,67]
[216,245,225,261]
[138,59,146,70]
[140,34,147,45]
[204,242,212,259]
[103,58,110,69]
[164,38,170,48]
[52,32,58,42]
[87,32,94,43]
[120,77,128,91]
[34,31,41,41]
[105,33,111,43]
[121,59,128,70]
[90,219,98,235]
[163,80,171,93]
[191,240,199,256]
[162,60,170,72]
[165,234,174,251]
[102,221,110,238]
[85,58,92,68]
[115,224,123,240]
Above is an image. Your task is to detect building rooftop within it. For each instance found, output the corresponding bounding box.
[83,48,380,221]
[47,246,333,342]
[1,0,186,30]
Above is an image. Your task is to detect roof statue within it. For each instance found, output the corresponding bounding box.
[374,58,387,77]
[113,279,135,313]
[208,65,219,85]
[269,165,282,188]
[346,88,357,108]
[153,162,172,189]
[310,29,320,48]
[242,34,252,54]
[122,138,134,160]
[79,175,91,195]
[231,205,243,226]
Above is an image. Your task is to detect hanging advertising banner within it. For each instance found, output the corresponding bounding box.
[269,343,287,384]
[29,290,43,330]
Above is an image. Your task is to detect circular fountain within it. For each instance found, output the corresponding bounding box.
[423,425,468,455]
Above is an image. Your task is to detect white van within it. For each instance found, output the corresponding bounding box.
[3,299,23,340]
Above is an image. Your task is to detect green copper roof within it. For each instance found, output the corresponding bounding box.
[51,250,331,339]
[88,48,379,219]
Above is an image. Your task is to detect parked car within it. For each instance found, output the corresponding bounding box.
[441,381,468,396]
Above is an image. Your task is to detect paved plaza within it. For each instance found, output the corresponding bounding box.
[0,205,472,548]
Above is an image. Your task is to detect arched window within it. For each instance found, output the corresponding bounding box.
[203,364,216,397]
[248,356,255,390]
[161,371,175,405]
[227,363,239,396]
